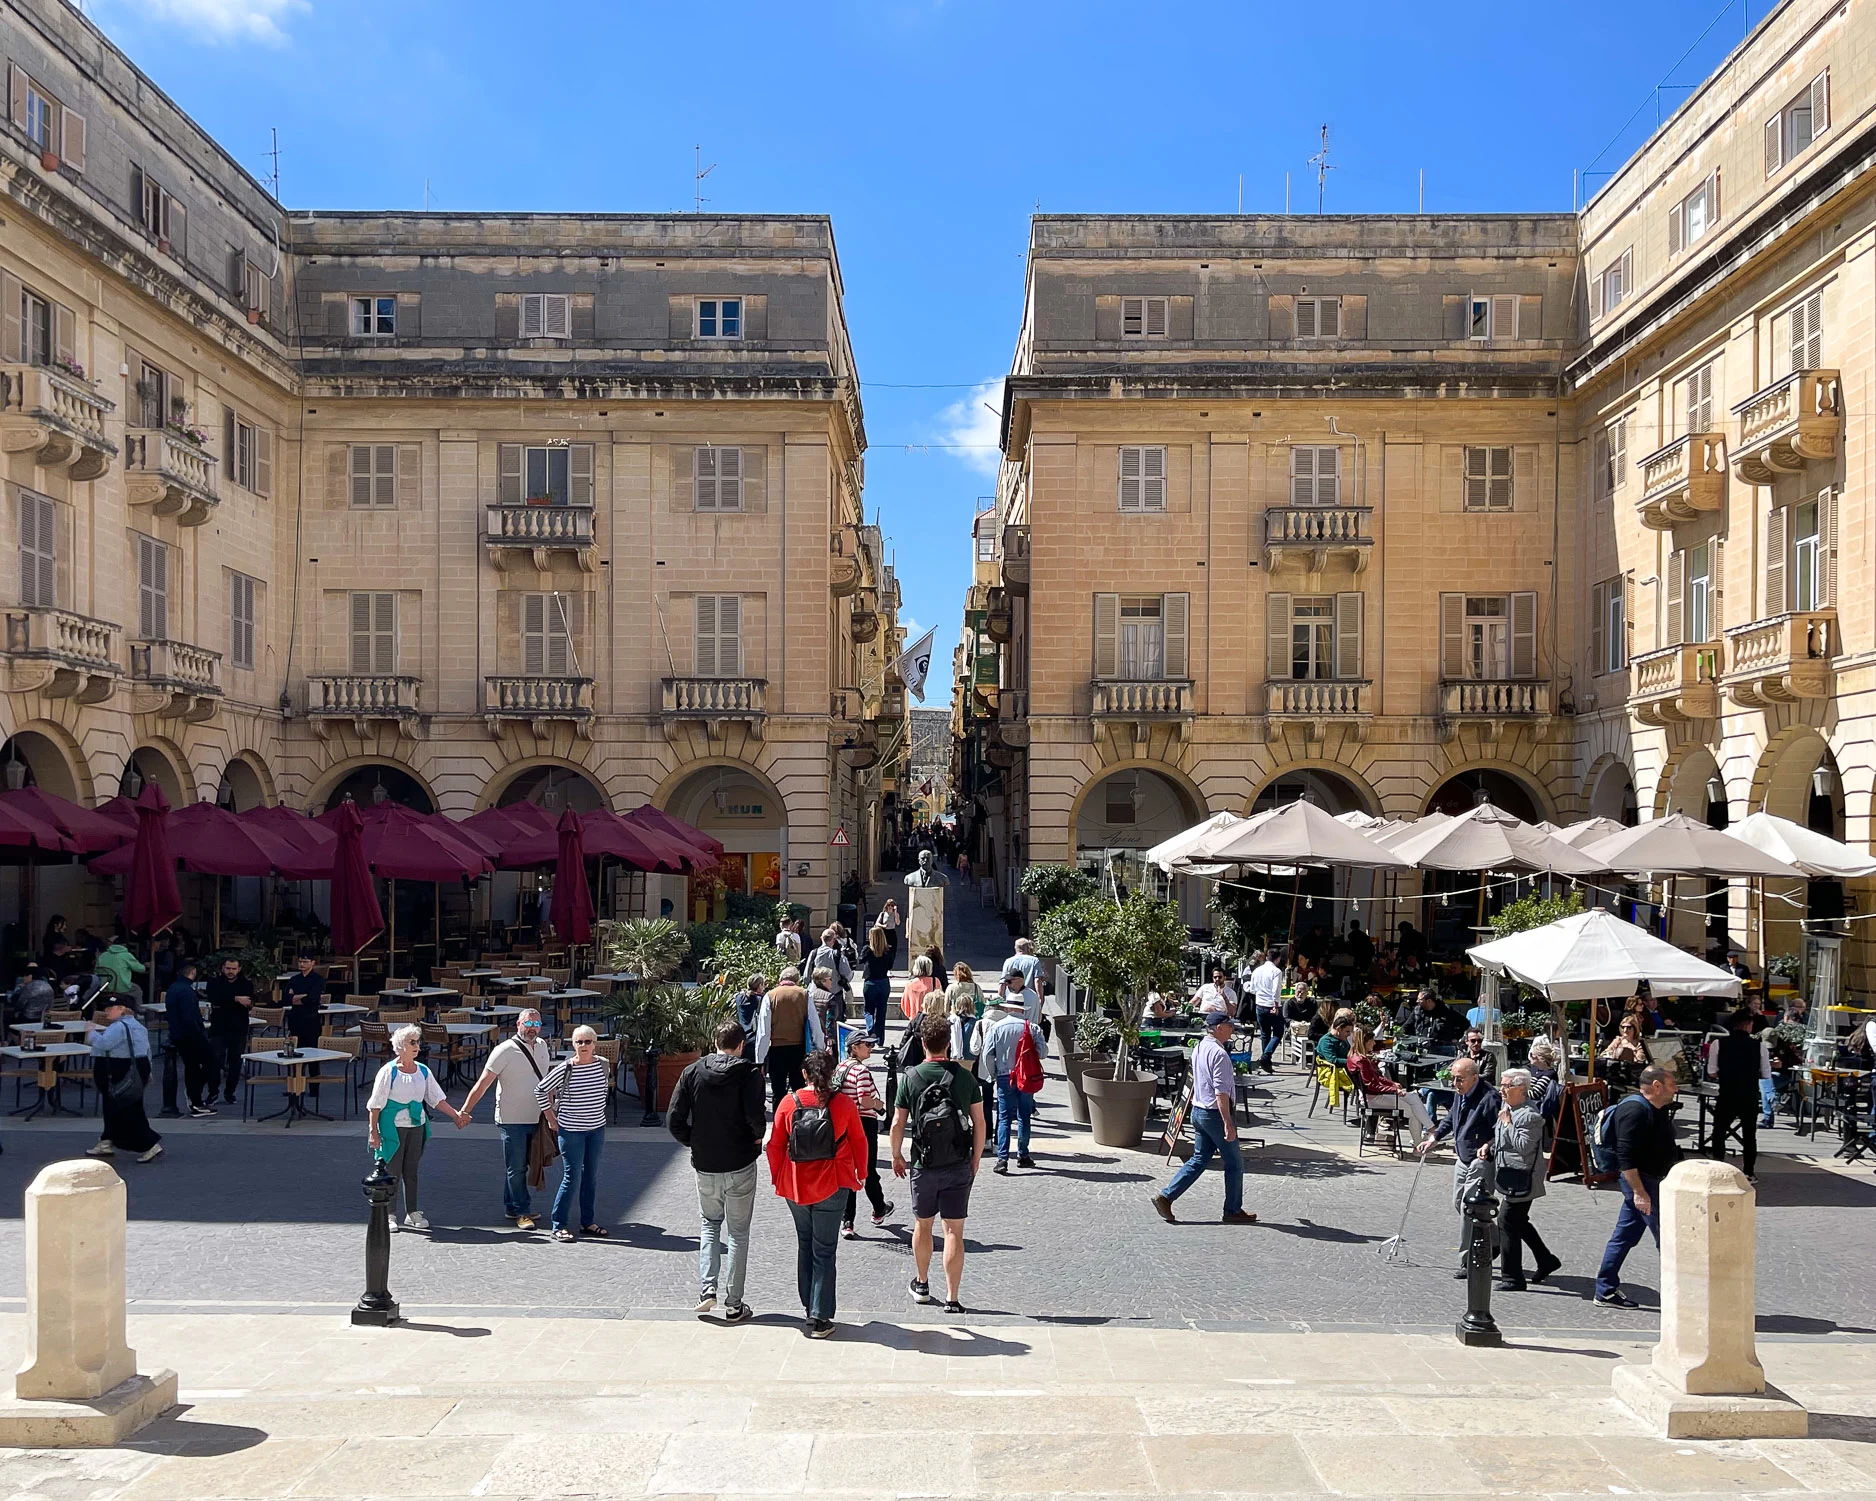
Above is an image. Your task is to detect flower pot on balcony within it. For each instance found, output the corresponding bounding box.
[156,237,171,255]
[39,150,59,171]
[1083,1071,1157,1148]
[525,494,553,506]
[245,308,263,325]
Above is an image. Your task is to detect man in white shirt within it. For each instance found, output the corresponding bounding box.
[1194,968,1239,1023]
[459,1009,553,1230]
[1248,951,1285,1075]
[1151,1012,1255,1225]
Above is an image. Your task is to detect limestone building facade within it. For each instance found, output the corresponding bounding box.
[0,0,901,933]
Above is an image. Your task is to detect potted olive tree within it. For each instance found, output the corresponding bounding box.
[1049,891,1185,1148]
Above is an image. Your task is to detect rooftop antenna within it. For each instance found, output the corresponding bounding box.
[1308,124,1335,214]
[693,145,716,214]
[265,126,280,200]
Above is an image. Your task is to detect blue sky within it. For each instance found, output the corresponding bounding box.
[92,0,1765,706]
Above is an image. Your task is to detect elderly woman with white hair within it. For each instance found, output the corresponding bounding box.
[1487,1067,1560,1292]
[367,1023,469,1232]
[536,1024,613,1242]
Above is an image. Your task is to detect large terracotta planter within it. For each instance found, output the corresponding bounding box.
[1084,1072,1157,1148]
[1061,1051,1112,1126]
[636,1050,699,1111]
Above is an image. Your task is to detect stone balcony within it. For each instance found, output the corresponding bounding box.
[661,675,767,742]
[1637,433,1726,530]
[1092,678,1192,755]
[124,429,219,525]
[1629,643,1721,726]
[1437,678,1549,741]
[1263,507,1374,573]
[306,674,422,738]
[1265,679,1372,741]
[0,364,115,480]
[484,675,594,736]
[994,687,1030,750]
[129,638,222,722]
[1730,370,1841,486]
[3,607,118,704]
[1721,610,1835,707]
[484,504,596,571]
[849,598,881,644]
[1001,524,1030,596]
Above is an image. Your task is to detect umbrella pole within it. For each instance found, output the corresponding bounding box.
[214,880,221,952]
[434,882,441,965]
[1587,999,1599,1082]
[1287,868,1301,946]
[387,879,396,982]
[1756,877,1768,994]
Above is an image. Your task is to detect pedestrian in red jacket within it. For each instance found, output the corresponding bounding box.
[766,1048,869,1337]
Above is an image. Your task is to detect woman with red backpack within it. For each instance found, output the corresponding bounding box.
[766,1047,869,1337]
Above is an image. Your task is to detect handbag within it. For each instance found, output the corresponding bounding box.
[104,1056,144,1107]
[1495,1163,1534,1198]
[514,1040,562,1190]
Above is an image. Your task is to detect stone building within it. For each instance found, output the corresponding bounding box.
[966,0,1876,991]
[0,0,901,935]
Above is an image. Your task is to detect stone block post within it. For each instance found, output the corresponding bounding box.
[0,1160,177,1445]
[1611,1159,1807,1438]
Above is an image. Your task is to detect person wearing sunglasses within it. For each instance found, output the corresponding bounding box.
[535,1025,613,1242]
[460,1009,554,1230]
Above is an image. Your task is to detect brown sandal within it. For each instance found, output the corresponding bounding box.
[581,1224,608,1237]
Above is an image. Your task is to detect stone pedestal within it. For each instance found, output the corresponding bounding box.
[0,1160,177,1446]
[904,885,945,958]
[1611,1158,1806,1438]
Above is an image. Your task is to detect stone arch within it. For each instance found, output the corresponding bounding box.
[657,760,788,906]
[1244,763,1379,817]
[0,721,93,802]
[482,756,607,813]
[1750,724,1840,831]
[306,756,439,815]
[214,751,274,811]
[121,738,192,807]
[1582,753,1639,824]
[1655,744,1725,821]
[1422,763,1551,822]
[1066,760,1208,856]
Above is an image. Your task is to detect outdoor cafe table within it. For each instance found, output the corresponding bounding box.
[377,987,458,1015]
[456,969,503,994]
[9,1021,91,1038]
[1,1042,96,1119]
[468,1004,524,1021]
[320,1002,370,1019]
[441,1023,496,1084]
[479,976,532,996]
[585,972,635,987]
[242,1047,349,1126]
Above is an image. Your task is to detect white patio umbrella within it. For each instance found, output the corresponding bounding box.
[1186,798,1407,943]
[1374,811,1450,848]
[1538,816,1628,848]
[1727,811,1876,879]
[1390,803,1605,877]
[1577,813,1803,878]
[1144,811,1248,874]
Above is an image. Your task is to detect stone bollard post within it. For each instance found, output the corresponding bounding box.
[1611,1159,1808,1438]
[0,1160,178,1445]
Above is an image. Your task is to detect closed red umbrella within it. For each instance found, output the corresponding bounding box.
[626,804,723,863]
[326,801,384,959]
[122,783,181,936]
[548,809,594,946]
[0,787,130,853]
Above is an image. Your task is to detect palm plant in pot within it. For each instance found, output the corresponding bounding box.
[599,918,710,1110]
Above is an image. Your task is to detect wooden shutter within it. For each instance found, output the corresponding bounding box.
[519,295,542,338]
[1765,114,1783,177]
[717,446,742,509]
[1141,446,1166,509]
[1710,540,1724,635]
[350,593,371,671]
[1492,294,1518,339]
[1464,447,1487,510]
[1619,249,1634,301]
[1145,298,1168,337]
[542,594,572,675]
[51,302,73,367]
[1591,582,1607,674]
[1821,486,1838,607]
[570,444,594,506]
[1321,446,1341,505]
[1267,592,1291,680]
[350,446,371,507]
[138,535,167,640]
[1334,592,1362,679]
[1295,299,1317,339]
[7,64,24,129]
[167,197,185,257]
[1589,271,1603,320]
[1118,447,1142,511]
[498,444,522,506]
[1161,592,1189,678]
[1665,549,1686,647]
[1669,201,1683,257]
[544,296,570,338]
[1267,294,1295,341]
[695,446,717,510]
[1510,592,1537,678]
[522,593,546,675]
[1318,298,1340,337]
[1765,504,1787,617]
[396,444,420,506]
[254,428,272,497]
[1093,593,1119,678]
[60,108,84,171]
[1,270,21,362]
[695,594,718,677]
[1290,446,1314,504]
[223,406,237,480]
[20,490,54,607]
[1439,593,1465,679]
[1810,71,1830,135]
[716,594,742,676]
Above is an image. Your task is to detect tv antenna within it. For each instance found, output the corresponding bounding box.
[265,127,280,200]
[693,145,717,213]
[1308,124,1334,214]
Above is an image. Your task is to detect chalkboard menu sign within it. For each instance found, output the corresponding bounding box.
[1547,1079,1615,1186]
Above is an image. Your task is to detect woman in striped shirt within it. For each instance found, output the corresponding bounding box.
[835,1033,892,1238]
[536,1025,612,1242]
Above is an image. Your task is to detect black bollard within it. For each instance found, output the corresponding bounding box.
[640,1043,662,1128]
[352,1158,401,1326]
[158,1037,180,1118]
[1454,1173,1503,1347]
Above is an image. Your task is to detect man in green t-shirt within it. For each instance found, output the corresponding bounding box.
[890,1012,986,1314]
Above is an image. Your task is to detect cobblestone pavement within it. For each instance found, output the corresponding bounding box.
[0,865,1868,1336]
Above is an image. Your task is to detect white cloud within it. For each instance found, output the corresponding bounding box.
[934,377,1004,477]
[105,0,305,45]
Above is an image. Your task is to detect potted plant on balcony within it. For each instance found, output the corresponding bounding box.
[525,492,555,507]
[39,148,59,172]
[50,356,85,382]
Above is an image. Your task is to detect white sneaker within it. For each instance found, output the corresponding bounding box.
[388,1215,402,1232]
[84,1142,114,1157]
[405,1210,430,1232]
[137,1144,164,1164]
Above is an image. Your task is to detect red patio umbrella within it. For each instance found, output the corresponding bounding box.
[122,783,181,937]
[500,806,674,871]
[625,804,723,864]
[0,787,130,853]
[240,804,337,864]
[0,798,73,860]
[315,801,492,979]
[548,809,594,946]
[93,796,139,830]
[90,802,302,877]
[326,801,384,959]
[460,801,557,857]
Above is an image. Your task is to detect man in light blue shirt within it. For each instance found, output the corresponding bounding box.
[977,998,1049,1173]
[1151,1013,1254,1225]
[999,939,1043,997]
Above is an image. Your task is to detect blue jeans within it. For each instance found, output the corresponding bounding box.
[499,1122,535,1217]
[552,1126,604,1233]
[1595,1174,1660,1298]
[863,978,891,1043]
[995,1075,1034,1161]
[1761,1076,1778,1125]
[1160,1105,1243,1216]
[696,1163,757,1306]
[787,1190,844,1320]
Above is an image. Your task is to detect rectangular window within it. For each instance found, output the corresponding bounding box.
[137,172,179,243]
[350,592,396,674]
[1117,596,1163,680]
[350,444,397,508]
[1290,446,1341,505]
[1591,576,1626,674]
[524,445,571,505]
[350,296,396,337]
[694,594,742,677]
[1792,499,1821,612]
[1290,597,1335,680]
[1120,297,1168,338]
[242,258,268,316]
[1117,446,1167,511]
[229,571,256,670]
[696,298,742,339]
[1686,542,1713,644]
[1670,172,1721,254]
[1462,446,1513,511]
[224,410,272,495]
[20,288,51,366]
[519,293,570,338]
[522,592,576,675]
[975,529,996,562]
[1295,297,1340,339]
[1590,249,1634,319]
[135,359,179,430]
[1464,595,1509,679]
[19,490,55,608]
[1685,362,1715,434]
[1766,71,1829,177]
[1467,294,1519,341]
[1788,292,1822,372]
[694,446,744,511]
[136,533,168,641]
[23,80,55,151]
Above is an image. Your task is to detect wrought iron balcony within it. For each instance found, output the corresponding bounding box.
[1437,678,1549,741]
[661,676,767,741]
[1636,433,1725,530]
[1721,610,1835,707]
[1629,643,1720,726]
[3,607,118,704]
[0,364,115,479]
[484,504,596,571]
[1001,524,1030,595]
[129,638,222,722]
[484,674,594,734]
[1730,370,1841,486]
[1262,507,1374,573]
[125,429,219,525]
[1265,679,1372,741]
[307,674,422,738]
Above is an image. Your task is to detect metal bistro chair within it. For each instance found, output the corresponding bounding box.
[311,1033,360,1119]
[592,1036,624,1123]
[1308,1055,1354,1121]
[1353,1079,1409,1158]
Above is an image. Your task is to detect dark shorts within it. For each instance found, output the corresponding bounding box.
[909,1158,974,1221]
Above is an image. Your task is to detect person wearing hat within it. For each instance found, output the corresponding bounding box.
[87,994,163,1163]
[1151,1012,1255,1225]
[976,989,1050,1173]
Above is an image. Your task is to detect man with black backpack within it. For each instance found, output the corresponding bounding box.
[890,1012,986,1315]
[668,1019,767,1325]
[1592,1065,1680,1308]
